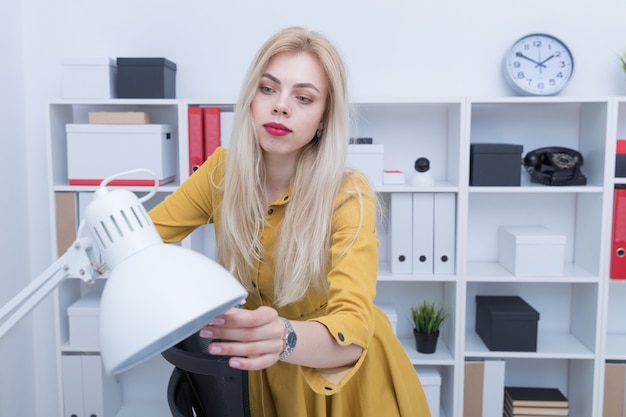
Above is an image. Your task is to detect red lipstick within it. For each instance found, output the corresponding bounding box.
[263,122,292,137]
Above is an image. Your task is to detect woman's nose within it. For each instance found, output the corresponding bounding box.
[272,96,290,116]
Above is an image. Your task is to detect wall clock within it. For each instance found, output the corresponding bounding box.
[503,33,574,96]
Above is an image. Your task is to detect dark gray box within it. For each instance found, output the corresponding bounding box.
[116,57,177,98]
[475,295,539,352]
[470,143,523,186]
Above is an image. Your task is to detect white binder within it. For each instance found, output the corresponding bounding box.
[412,193,434,274]
[433,192,456,275]
[389,192,413,273]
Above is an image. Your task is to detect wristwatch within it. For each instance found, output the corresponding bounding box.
[278,317,297,361]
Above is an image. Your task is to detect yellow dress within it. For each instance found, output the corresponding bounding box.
[149,148,431,417]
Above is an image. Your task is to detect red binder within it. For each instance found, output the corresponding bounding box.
[610,188,626,279]
[188,106,204,175]
[203,107,221,159]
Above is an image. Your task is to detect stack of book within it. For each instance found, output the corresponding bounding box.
[504,386,569,416]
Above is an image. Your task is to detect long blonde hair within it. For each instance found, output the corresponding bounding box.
[217,27,354,307]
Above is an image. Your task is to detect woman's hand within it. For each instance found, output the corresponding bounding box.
[199,306,285,371]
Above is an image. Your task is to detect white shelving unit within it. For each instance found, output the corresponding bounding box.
[46,97,624,417]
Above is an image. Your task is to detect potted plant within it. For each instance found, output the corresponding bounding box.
[410,300,448,354]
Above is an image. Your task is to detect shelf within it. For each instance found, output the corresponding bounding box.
[400,337,455,365]
[465,262,597,283]
[377,262,458,282]
[605,333,626,360]
[464,331,594,359]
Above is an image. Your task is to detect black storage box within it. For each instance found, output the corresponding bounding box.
[616,140,626,177]
[116,57,177,98]
[470,143,523,186]
[475,295,539,352]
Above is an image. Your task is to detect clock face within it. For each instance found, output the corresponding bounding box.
[504,33,574,96]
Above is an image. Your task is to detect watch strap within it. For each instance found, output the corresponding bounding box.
[278,317,297,361]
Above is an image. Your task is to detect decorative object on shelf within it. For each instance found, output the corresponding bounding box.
[470,143,523,186]
[410,157,435,186]
[503,33,574,96]
[116,57,177,98]
[410,300,448,354]
[0,169,247,376]
[523,147,587,186]
[475,296,540,352]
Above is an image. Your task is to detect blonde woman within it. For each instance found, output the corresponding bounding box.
[150,26,430,417]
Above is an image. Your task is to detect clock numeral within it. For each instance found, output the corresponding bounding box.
[533,40,542,47]
[516,71,526,80]
[557,72,564,78]
[549,79,557,86]
[559,61,566,68]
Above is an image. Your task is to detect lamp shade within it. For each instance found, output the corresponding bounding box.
[99,244,246,375]
[83,186,247,375]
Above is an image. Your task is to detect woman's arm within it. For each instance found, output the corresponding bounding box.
[200,306,362,371]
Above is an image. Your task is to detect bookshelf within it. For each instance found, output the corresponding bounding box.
[46,97,624,416]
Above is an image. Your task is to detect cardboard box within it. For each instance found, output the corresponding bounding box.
[116,57,177,98]
[62,57,117,99]
[66,123,176,186]
[347,144,384,187]
[616,140,626,178]
[88,111,152,124]
[475,295,540,352]
[498,226,566,276]
[415,366,441,417]
[67,292,102,347]
[470,143,523,186]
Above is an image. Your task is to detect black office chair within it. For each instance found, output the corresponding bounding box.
[162,333,250,417]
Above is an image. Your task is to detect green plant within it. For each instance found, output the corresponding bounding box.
[411,300,448,335]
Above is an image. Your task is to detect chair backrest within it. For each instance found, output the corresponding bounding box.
[162,334,250,417]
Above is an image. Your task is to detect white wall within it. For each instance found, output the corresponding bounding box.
[0,2,36,417]
[6,0,626,414]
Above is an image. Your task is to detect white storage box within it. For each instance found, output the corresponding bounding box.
[68,292,102,347]
[66,124,176,186]
[498,226,566,276]
[377,303,398,335]
[383,170,405,185]
[347,144,384,187]
[62,57,117,99]
[415,366,441,417]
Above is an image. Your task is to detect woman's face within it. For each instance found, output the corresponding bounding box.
[251,51,328,158]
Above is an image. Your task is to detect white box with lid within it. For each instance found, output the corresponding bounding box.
[498,225,566,276]
[415,366,441,417]
[66,123,176,186]
[62,57,117,99]
[67,292,102,347]
[347,144,384,187]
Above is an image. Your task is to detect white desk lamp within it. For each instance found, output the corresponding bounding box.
[0,169,247,375]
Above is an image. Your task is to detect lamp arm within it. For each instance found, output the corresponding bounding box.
[0,237,99,339]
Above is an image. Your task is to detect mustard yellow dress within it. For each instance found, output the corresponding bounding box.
[149,147,431,417]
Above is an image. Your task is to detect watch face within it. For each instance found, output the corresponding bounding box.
[504,33,574,96]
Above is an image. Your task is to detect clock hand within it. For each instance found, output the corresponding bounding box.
[537,54,555,67]
[515,52,546,68]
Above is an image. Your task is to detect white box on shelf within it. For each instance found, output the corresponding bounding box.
[498,225,566,276]
[66,124,176,186]
[62,57,117,99]
[377,303,398,335]
[383,170,405,185]
[347,144,384,187]
[415,366,441,417]
[67,292,102,347]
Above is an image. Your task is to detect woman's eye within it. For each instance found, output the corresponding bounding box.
[259,86,274,94]
[296,96,312,104]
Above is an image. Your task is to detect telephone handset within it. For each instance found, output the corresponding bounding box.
[523,147,587,186]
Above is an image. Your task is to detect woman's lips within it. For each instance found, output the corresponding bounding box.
[263,122,292,137]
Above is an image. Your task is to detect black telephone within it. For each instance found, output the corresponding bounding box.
[523,147,587,186]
